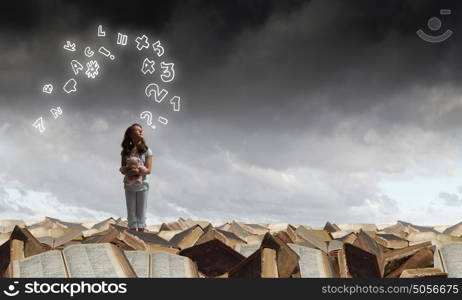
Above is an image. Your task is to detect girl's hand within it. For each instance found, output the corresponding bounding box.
[127,167,140,175]
[119,166,128,175]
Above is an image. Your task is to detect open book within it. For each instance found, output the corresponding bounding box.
[12,243,135,278]
[434,242,462,278]
[228,248,278,278]
[288,243,333,278]
[123,250,198,278]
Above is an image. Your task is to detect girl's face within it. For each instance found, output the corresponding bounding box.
[130,125,144,142]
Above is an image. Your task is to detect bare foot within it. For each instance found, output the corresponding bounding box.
[129,227,137,231]
[137,228,145,232]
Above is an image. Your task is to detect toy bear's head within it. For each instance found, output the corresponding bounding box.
[126,156,139,166]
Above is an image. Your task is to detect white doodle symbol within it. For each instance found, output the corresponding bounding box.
[98,25,106,37]
[117,33,128,46]
[152,40,164,57]
[140,111,156,129]
[158,116,168,125]
[135,35,149,51]
[42,84,53,94]
[71,60,84,75]
[170,96,181,112]
[141,58,155,75]
[85,60,100,79]
[160,62,175,82]
[63,78,77,94]
[145,83,168,103]
[50,107,63,119]
[98,46,115,60]
[84,46,95,57]
[32,117,45,133]
[63,41,76,52]
[3,281,20,297]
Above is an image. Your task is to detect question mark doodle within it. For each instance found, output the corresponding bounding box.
[140,111,156,129]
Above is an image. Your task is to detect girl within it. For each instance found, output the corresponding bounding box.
[119,123,152,232]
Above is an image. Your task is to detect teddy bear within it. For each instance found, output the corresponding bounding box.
[123,156,148,186]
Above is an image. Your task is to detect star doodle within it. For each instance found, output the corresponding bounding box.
[85,60,100,79]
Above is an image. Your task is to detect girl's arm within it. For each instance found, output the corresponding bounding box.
[120,156,132,175]
[140,156,152,175]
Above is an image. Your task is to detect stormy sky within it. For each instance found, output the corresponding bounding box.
[2,0,462,226]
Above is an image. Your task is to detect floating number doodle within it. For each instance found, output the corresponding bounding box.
[152,40,164,57]
[170,96,181,112]
[145,83,168,103]
[160,62,175,82]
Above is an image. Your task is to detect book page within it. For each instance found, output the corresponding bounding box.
[261,248,278,278]
[63,244,124,277]
[124,251,149,278]
[0,232,11,246]
[54,229,83,248]
[288,243,327,278]
[12,250,67,278]
[150,252,193,278]
[0,220,25,233]
[295,226,327,252]
[236,244,260,258]
[441,243,462,278]
[434,249,444,272]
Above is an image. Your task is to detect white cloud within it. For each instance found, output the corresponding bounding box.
[0,174,116,223]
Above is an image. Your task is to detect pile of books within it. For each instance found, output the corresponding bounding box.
[1,217,461,278]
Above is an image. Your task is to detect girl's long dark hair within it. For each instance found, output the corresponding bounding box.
[121,123,148,158]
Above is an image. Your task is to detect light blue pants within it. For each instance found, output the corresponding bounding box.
[125,189,148,228]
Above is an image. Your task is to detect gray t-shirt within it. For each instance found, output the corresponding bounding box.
[123,147,152,192]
